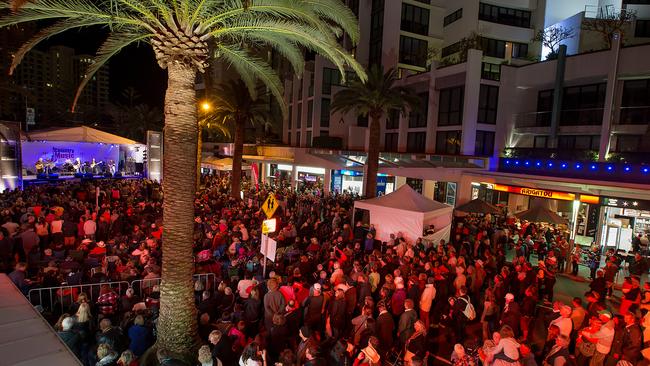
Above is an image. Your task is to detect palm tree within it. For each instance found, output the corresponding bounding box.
[201,80,272,197]
[0,0,365,357]
[331,65,419,198]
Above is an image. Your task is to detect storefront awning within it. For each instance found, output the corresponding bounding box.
[308,149,488,169]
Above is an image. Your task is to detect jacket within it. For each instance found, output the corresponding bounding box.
[376,311,395,352]
[419,284,436,312]
[128,324,152,356]
[398,308,418,343]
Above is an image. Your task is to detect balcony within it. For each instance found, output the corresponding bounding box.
[514,108,604,129]
[504,147,597,161]
[616,106,650,125]
[514,111,551,128]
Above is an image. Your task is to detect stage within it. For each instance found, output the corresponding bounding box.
[22,172,143,186]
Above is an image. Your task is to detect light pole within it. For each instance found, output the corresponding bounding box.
[197,100,211,189]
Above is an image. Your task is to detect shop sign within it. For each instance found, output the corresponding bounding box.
[602,197,650,210]
[487,183,576,201]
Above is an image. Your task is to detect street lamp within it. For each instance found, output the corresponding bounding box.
[200,101,211,112]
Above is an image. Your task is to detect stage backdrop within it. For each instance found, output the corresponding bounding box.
[22,141,120,173]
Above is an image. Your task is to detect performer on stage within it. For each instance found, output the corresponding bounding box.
[73,158,82,173]
[35,158,45,174]
[108,160,116,175]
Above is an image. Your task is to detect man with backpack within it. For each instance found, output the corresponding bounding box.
[452,286,474,343]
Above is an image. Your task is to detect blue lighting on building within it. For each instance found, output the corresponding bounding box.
[505,160,511,165]
[643,167,650,174]
[575,163,582,169]
[560,163,568,169]
[535,161,542,167]
[547,162,554,168]
[514,160,520,165]
[606,165,614,172]
[624,166,631,172]
[524,160,530,166]
[590,164,598,171]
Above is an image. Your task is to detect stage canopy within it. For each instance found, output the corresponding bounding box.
[353,185,453,244]
[201,156,250,171]
[25,126,138,145]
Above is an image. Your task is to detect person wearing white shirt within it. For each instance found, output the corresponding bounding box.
[581,316,615,366]
[419,277,436,329]
[549,306,573,338]
[237,274,255,299]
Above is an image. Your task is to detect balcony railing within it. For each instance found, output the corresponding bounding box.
[616,106,650,125]
[514,111,552,128]
[504,147,598,161]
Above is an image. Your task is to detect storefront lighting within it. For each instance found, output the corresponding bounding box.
[590,164,598,171]
[560,163,568,169]
[505,159,511,165]
[642,167,649,174]
[575,163,582,169]
[624,166,631,172]
[547,162,554,168]
[606,165,614,172]
[524,160,530,166]
[535,161,542,167]
[514,160,520,165]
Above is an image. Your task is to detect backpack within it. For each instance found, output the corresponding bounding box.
[459,296,476,320]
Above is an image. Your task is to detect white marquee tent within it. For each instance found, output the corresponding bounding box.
[353,185,454,244]
[25,126,138,145]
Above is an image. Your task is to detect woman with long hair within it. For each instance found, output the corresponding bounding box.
[404,320,427,365]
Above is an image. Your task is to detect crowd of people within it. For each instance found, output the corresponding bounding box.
[0,173,648,366]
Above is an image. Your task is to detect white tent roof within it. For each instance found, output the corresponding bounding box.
[25,126,138,145]
[201,156,250,171]
[0,274,81,366]
[356,185,450,213]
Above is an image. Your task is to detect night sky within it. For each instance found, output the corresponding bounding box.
[43,26,167,108]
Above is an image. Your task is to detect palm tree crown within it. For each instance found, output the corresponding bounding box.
[1,0,366,111]
[331,65,419,120]
[332,65,419,197]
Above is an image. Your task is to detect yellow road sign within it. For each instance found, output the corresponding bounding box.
[262,218,277,234]
[262,193,278,218]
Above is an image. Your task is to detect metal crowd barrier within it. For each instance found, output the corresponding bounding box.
[130,273,218,296]
[28,280,130,314]
[27,273,218,313]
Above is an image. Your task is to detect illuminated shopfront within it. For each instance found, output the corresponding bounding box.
[600,197,650,251]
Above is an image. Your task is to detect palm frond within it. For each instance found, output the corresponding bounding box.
[302,0,360,43]
[216,44,286,118]
[72,31,152,111]
[10,17,109,75]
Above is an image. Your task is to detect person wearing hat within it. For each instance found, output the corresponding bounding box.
[303,283,326,331]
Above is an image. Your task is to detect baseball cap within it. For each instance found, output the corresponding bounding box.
[598,310,612,319]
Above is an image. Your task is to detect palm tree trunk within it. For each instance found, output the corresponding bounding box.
[157,61,199,357]
[365,114,381,198]
[196,126,202,191]
[230,120,245,198]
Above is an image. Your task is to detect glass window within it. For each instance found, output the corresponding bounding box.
[287,132,291,145]
[322,68,342,95]
[474,130,495,156]
[296,131,301,147]
[479,37,506,58]
[620,79,650,125]
[308,72,314,97]
[306,131,312,147]
[385,133,399,152]
[288,106,293,131]
[560,83,606,126]
[357,115,369,127]
[407,132,426,153]
[409,92,429,128]
[533,136,548,148]
[386,109,400,130]
[307,101,313,128]
[478,2,531,28]
[320,130,329,137]
[320,98,331,127]
[401,3,429,35]
[435,130,462,154]
[635,19,650,37]
[613,135,641,152]
[478,85,498,124]
[438,86,464,126]
[511,42,528,59]
[557,135,600,150]
[481,62,501,81]
[399,36,428,67]
[441,41,461,58]
[369,0,384,66]
[444,8,463,27]
[296,102,302,129]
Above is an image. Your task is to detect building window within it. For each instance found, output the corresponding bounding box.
[399,36,428,67]
[511,42,528,59]
[320,130,329,137]
[357,115,369,127]
[406,178,423,193]
[296,131,301,147]
[322,68,342,95]
[307,100,313,128]
[557,135,600,150]
[308,72,314,97]
[444,8,462,27]
[287,132,291,145]
[306,131,312,147]
[385,132,399,152]
[481,62,501,81]
[536,90,553,126]
[441,41,461,58]
[438,86,464,126]
[409,92,429,128]
[320,98,331,127]
[407,132,426,153]
[474,130,495,156]
[288,105,293,130]
[296,102,302,128]
[478,37,506,58]
[401,3,429,35]
[620,79,650,125]
[478,2,531,28]
[478,85,498,124]
[635,19,650,37]
[369,0,384,66]
[387,109,400,130]
[560,83,606,126]
[533,136,548,148]
[436,130,462,155]
[612,134,641,152]
[348,0,360,16]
